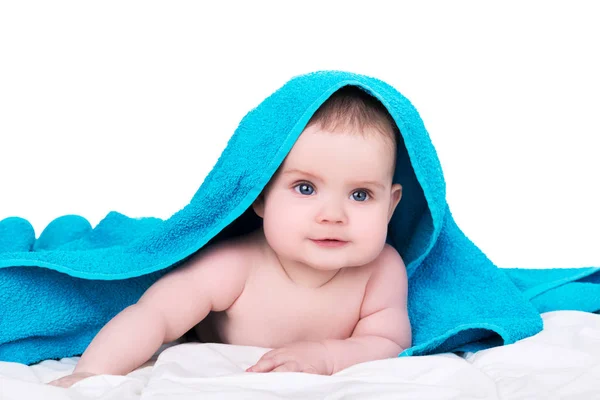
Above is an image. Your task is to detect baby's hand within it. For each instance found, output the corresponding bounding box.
[47,372,97,388]
[246,341,334,375]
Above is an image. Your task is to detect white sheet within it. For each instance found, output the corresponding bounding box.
[1,311,599,399]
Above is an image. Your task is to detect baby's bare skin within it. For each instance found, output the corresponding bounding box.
[195,225,410,376]
[50,228,408,387]
[49,122,411,388]
[198,228,372,348]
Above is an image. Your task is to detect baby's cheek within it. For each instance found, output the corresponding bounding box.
[262,208,304,253]
[354,214,389,257]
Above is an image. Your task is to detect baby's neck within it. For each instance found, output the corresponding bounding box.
[276,256,342,289]
[254,230,342,289]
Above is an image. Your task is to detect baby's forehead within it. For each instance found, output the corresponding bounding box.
[287,127,394,164]
[280,154,392,183]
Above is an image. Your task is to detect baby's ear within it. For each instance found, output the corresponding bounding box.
[387,184,403,222]
[252,194,265,219]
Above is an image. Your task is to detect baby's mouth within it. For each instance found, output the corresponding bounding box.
[310,238,349,248]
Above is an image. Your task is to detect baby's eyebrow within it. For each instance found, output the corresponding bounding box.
[283,168,385,190]
[283,168,321,180]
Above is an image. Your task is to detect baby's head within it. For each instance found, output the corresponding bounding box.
[253,86,402,270]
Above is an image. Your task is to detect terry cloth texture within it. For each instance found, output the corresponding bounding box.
[1,71,599,364]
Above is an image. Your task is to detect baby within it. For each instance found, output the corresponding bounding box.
[49,86,411,387]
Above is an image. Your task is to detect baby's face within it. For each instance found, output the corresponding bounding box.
[253,124,402,271]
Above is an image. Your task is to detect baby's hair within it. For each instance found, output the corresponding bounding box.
[306,86,399,170]
[261,86,399,196]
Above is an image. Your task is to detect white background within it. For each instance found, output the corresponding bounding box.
[0,1,598,270]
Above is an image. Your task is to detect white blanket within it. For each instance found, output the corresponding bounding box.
[1,311,599,399]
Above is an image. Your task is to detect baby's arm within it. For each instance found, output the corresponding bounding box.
[247,244,411,374]
[321,244,411,373]
[49,240,249,386]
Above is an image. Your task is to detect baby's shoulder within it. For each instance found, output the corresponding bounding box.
[366,244,407,282]
[183,231,261,276]
[379,244,405,264]
[344,245,406,290]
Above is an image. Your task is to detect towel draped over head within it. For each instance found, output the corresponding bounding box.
[1,70,599,364]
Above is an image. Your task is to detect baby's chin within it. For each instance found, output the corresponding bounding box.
[303,254,377,271]
[310,263,365,271]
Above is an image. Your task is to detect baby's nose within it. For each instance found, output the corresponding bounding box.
[317,200,347,224]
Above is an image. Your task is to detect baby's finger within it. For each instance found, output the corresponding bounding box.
[47,372,96,388]
[246,358,280,373]
[271,362,298,373]
[258,349,279,360]
[48,377,76,388]
[47,379,67,388]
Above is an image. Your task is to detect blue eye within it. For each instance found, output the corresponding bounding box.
[295,183,314,195]
[352,190,369,202]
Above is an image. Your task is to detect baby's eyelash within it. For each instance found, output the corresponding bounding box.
[293,181,314,189]
[293,181,316,195]
[353,189,373,201]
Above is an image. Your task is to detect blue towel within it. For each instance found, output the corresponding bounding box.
[1,71,599,365]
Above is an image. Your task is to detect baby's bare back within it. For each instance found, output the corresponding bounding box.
[195,231,373,348]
